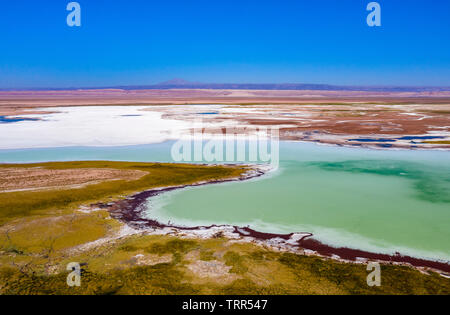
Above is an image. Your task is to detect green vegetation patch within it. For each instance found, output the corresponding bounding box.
[224,251,248,274]
[0,161,246,225]
[2,236,449,295]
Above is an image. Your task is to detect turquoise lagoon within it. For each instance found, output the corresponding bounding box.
[0,141,449,261]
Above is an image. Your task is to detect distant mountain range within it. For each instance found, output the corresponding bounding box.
[2,78,450,92]
[110,79,450,93]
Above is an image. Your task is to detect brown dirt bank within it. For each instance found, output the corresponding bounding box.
[148,103,450,149]
[0,167,147,192]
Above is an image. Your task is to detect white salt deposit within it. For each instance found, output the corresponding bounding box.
[0,106,203,149]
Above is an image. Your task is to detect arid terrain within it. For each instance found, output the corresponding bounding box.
[0,168,147,193]
[1,89,450,295]
[2,89,449,149]
[1,89,450,112]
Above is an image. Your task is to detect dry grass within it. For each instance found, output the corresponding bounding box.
[0,167,146,192]
[2,235,449,295]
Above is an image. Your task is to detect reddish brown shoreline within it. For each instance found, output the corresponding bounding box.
[96,171,450,274]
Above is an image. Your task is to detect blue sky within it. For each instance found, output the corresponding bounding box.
[1,0,449,88]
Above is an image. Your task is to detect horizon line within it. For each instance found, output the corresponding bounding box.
[1,79,450,93]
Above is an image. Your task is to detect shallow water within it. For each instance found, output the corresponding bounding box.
[0,141,449,262]
[146,142,450,261]
[0,116,39,124]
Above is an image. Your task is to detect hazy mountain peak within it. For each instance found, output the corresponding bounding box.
[157,78,199,86]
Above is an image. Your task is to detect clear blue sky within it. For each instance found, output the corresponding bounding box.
[1,0,450,88]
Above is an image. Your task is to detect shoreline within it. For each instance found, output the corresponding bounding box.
[94,164,450,275]
[0,138,449,153]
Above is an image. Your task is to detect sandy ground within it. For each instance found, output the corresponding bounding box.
[1,89,450,115]
[0,167,147,192]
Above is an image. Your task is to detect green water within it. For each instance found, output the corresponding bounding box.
[1,141,449,261]
[147,142,450,261]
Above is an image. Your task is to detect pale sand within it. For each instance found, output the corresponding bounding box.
[0,167,147,192]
